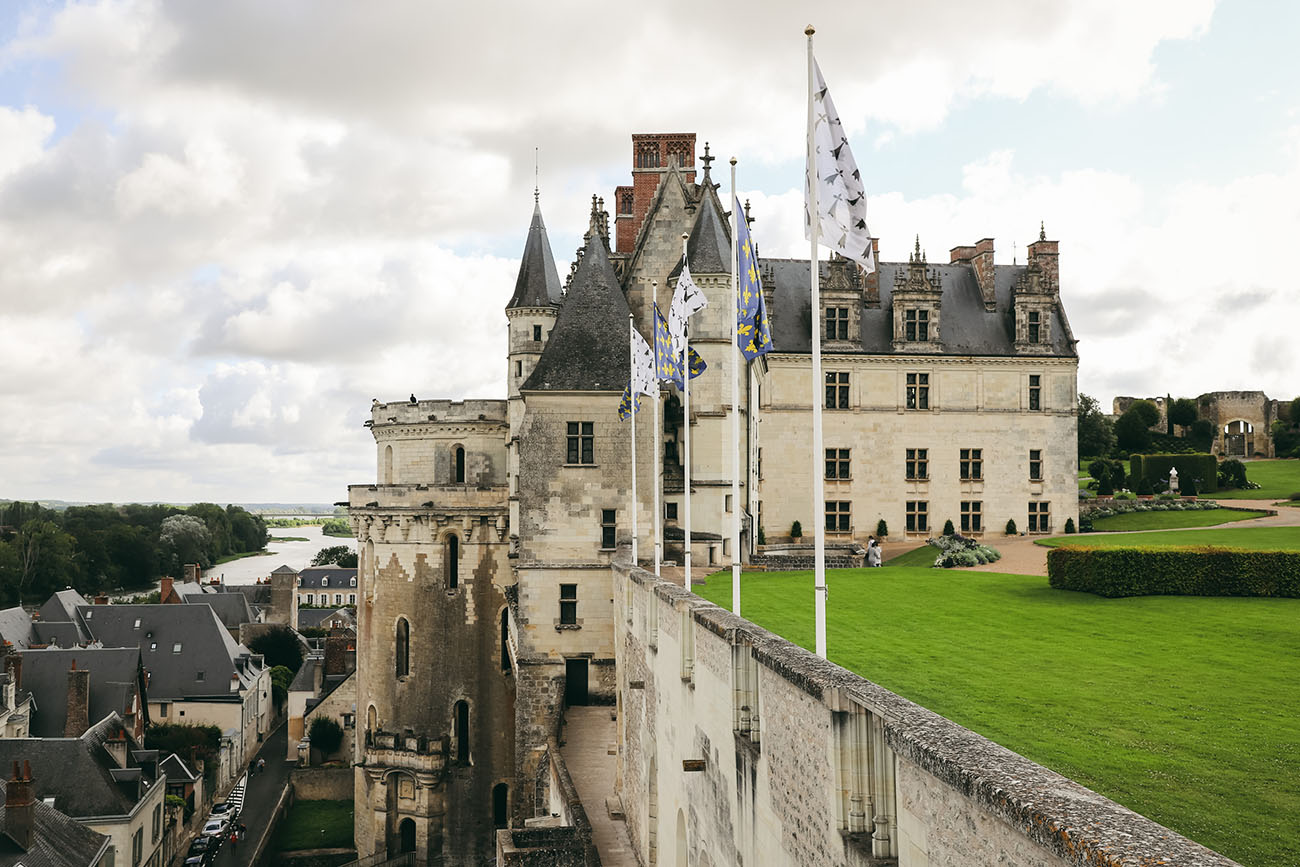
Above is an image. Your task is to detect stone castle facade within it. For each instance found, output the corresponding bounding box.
[347,133,1081,864]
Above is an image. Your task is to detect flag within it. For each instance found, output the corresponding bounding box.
[619,327,657,421]
[667,263,708,360]
[735,196,773,362]
[654,304,684,387]
[805,59,875,271]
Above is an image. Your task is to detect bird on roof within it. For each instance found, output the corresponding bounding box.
[409,394,417,405]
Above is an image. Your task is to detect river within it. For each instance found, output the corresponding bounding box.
[203,524,353,586]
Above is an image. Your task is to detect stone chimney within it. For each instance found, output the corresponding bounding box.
[105,725,128,769]
[324,629,349,677]
[3,649,22,692]
[183,563,201,584]
[951,239,996,310]
[93,594,109,605]
[65,661,90,738]
[159,576,175,603]
[1026,223,1059,291]
[863,238,881,307]
[4,760,35,850]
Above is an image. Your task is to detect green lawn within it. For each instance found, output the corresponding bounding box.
[274,799,354,851]
[1087,508,1267,532]
[698,567,1300,867]
[881,544,939,567]
[212,549,274,565]
[1039,526,1300,550]
[1214,459,1300,500]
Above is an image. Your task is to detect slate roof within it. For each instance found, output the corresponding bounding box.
[0,778,110,867]
[183,592,255,630]
[296,567,357,590]
[0,713,152,819]
[30,622,83,649]
[158,753,198,785]
[0,608,35,649]
[17,648,144,739]
[38,591,89,625]
[506,200,563,309]
[74,605,258,702]
[671,188,731,277]
[288,655,321,693]
[230,584,271,605]
[521,233,630,392]
[297,608,356,631]
[762,258,1077,357]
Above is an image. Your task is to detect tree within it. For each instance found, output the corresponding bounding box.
[1129,399,1160,428]
[311,545,358,568]
[146,723,222,782]
[5,520,77,604]
[1088,459,1113,495]
[248,625,305,673]
[308,716,344,758]
[1077,393,1116,458]
[1189,418,1215,450]
[321,519,353,538]
[1115,408,1152,453]
[1168,398,1198,431]
[159,515,212,575]
[941,519,955,537]
[269,665,294,707]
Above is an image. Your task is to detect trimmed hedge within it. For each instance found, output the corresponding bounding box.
[1129,453,1218,493]
[1047,546,1300,598]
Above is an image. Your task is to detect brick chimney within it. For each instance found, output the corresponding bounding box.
[1027,223,1059,291]
[160,576,175,604]
[93,594,109,605]
[184,563,201,583]
[951,238,997,310]
[65,660,90,738]
[105,725,128,769]
[4,760,35,850]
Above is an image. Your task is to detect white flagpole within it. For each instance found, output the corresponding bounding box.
[629,313,639,566]
[652,285,662,577]
[681,233,693,588]
[729,158,742,616]
[807,25,828,660]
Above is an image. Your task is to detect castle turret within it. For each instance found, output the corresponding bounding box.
[505,191,562,402]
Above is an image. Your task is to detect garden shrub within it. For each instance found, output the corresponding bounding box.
[1136,477,1153,496]
[942,519,955,536]
[876,519,888,538]
[1064,518,1076,534]
[926,533,1001,568]
[757,526,766,545]
[1218,459,1249,490]
[790,520,802,539]
[1048,546,1300,598]
[1005,519,1017,535]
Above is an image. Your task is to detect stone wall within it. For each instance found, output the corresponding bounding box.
[291,767,353,801]
[612,552,1241,867]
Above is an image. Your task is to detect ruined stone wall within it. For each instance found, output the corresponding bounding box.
[613,554,1241,867]
[760,355,1078,543]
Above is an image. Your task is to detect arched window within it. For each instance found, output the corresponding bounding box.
[395,618,410,678]
[350,577,356,587]
[446,534,459,589]
[493,783,509,828]
[383,445,393,484]
[366,704,377,732]
[322,576,329,587]
[676,809,687,867]
[453,445,465,483]
[398,818,416,854]
[454,700,469,764]
[500,608,511,673]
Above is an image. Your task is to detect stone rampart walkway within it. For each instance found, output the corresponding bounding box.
[561,706,637,867]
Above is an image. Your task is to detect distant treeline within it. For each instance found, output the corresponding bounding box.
[0,502,268,606]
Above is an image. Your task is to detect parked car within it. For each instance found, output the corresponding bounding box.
[186,836,218,864]
[201,816,229,838]
[210,801,235,817]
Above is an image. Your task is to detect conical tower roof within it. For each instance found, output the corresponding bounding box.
[506,199,563,310]
[521,232,629,391]
[670,187,731,278]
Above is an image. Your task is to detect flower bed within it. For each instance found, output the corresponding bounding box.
[926,533,1002,568]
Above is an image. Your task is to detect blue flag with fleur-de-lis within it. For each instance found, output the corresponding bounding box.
[654,303,705,389]
[735,195,773,362]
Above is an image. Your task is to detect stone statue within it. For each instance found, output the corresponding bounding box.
[1169,467,1179,493]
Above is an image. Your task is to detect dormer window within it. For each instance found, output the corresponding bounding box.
[350,577,357,587]
[825,307,849,340]
[1028,311,1041,344]
[322,577,329,587]
[904,309,929,341]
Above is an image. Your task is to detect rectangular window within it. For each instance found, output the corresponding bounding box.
[1029,449,1043,481]
[1029,375,1041,411]
[905,308,929,341]
[305,593,314,606]
[825,372,849,409]
[533,324,542,342]
[906,372,929,409]
[334,593,343,605]
[825,448,850,480]
[559,584,578,625]
[515,360,522,377]
[959,448,983,481]
[724,494,733,513]
[600,509,616,549]
[825,501,851,533]
[905,448,928,481]
[733,641,760,743]
[825,306,849,340]
[757,447,763,479]
[132,828,143,866]
[349,593,357,605]
[1028,311,1041,344]
[905,501,928,534]
[961,501,983,533]
[1028,501,1051,533]
[665,502,678,521]
[196,671,205,682]
[566,421,595,464]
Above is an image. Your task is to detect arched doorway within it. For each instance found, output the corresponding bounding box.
[492,783,509,828]
[398,818,416,853]
[1224,420,1253,456]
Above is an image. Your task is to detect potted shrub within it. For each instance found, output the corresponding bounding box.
[790,520,803,541]
[1005,518,1017,535]
[876,518,888,539]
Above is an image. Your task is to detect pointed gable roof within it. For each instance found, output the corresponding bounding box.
[506,199,563,309]
[521,232,629,392]
[672,186,731,278]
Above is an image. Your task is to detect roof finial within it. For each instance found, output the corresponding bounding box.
[701,142,714,182]
[1039,220,1046,241]
[744,198,753,225]
[534,147,539,204]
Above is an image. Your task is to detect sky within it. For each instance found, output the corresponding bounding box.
[0,0,1297,504]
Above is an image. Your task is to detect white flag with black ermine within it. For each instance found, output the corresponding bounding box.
[630,327,657,398]
[805,59,875,272]
[667,263,708,359]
